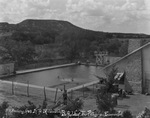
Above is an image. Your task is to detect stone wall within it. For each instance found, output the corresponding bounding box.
[128,38,150,54]
[107,56,121,64]
[128,39,142,53]
[103,50,142,93]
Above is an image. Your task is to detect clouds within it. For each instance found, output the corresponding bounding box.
[65,0,150,34]
[0,0,58,22]
[0,0,149,34]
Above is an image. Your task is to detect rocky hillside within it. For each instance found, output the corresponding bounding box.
[0,19,150,42]
[0,19,150,62]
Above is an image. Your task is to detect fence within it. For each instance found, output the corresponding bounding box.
[0,79,100,109]
[67,82,100,100]
[0,80,63,107]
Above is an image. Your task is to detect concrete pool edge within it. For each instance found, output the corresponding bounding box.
[16,63,77,75]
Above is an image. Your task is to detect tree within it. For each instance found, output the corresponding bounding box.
[95,66,118,113]
[106,66,118,93]
[0,37,37,65]
[107,39,121,55]
[95,66,118,93]
[60,31,80,62]
[96,89,114,113]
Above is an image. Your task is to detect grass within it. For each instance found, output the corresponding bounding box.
[0,80,150,117]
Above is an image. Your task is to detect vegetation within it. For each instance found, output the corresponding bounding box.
[96,66,118,113]
[0,37,36,65]
[106,66,118,93]
[13,100,48,118]
[1,19,148,64]
[96,66,118,93]
[0,98,83,118]
[96,89,114,113]
[122,110,133,118]
[0,101,9,118]
[63,98,83,112]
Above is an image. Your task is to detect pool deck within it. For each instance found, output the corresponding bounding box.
[16,63,77,75]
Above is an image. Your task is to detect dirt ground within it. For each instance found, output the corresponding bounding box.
[0,81,150,117]
[81,91,150,117]
[0,81,63,108]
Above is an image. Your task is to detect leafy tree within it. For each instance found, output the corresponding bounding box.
[61,41,79,62]
[106,66,118,93]
[107,39,121,55]
[95,67,118,113]
[0,37,37,65]
[95,66,118,93]
[96,89,114,113]
[60,31,80,62]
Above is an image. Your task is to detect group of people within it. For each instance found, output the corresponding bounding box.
[57,76,74,82]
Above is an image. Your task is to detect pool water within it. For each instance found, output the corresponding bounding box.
[5,65,105,87]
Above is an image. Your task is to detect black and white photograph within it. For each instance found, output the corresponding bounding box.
[0,0,150,118]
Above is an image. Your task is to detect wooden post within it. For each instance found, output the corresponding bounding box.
[27,81,29,97]
[12,81,14,95]
[54,88,58,103]
[71,90,73,99]
[93,84,94,94]
[83,85,84,97]
[44,87,47,101]
[64,85,66,91]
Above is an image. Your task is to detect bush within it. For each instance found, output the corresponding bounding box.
[122,110,133,118]
[63,98,83,112]
[96,91,114,113]
[0,101,9,118]
[13,100,48,118]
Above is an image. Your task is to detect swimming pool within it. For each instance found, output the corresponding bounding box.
[4,65,105,88]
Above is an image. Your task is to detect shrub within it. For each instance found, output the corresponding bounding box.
[96,91,114,113]
[63,98,83,112]
[122,110,133,118]
[0,101,9,118]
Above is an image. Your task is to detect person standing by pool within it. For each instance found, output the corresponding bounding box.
[63,89,67,105]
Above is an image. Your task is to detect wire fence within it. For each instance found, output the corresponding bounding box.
[0,79,100,109]
[67,83,99,100]
[0,80,63,107]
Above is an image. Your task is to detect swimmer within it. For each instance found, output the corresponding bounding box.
[71,78,74,82]
[58,76,60,79]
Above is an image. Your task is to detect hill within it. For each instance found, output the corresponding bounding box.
[0,19,150,42]
[0,19,150,64]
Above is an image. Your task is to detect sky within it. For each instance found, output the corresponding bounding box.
[0,0,150,34]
